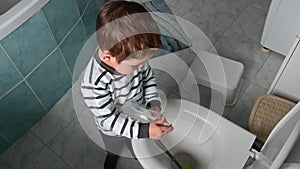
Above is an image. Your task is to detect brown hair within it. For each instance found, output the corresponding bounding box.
[96,0,162,63]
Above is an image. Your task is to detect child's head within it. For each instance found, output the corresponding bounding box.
[96,0,162,74]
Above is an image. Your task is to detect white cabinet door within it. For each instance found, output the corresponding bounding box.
[269,35,300,102]
[261,0,300,55]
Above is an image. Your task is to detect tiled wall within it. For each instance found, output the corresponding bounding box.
[0,0,105,153]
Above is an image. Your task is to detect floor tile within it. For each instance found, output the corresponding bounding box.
[227,83,268,128]
[0,132,45,169]
[199,0,249,27]
[153,69,178,94]
[31,89,77,144]
[250,0,272,11]
[48,118,105,169]
[182,9,226,44]
[230,5,268,41]
[23,146,71,169]
[254,51,285,89]
[164,0,199,17]
[214,30,270,81]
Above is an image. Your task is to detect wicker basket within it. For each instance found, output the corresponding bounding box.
[248,95,296,143]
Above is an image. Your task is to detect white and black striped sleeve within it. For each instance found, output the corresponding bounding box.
[81,70,149,139]
[142,62,161,108]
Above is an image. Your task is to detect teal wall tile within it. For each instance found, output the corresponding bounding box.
[0,135,10,154]
[60,21,87,73]
[75,0,89,15]
[0,47,22,97]
[0,82,46,141]
[95,0,106,9]
[82,0,99,37]
[73,33,97,81]
[1,12,57,76]
[0,0,107,153]
[26,50,72,110]
[42,0,81,43]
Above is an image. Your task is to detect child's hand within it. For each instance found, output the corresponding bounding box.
[149,117,173,139]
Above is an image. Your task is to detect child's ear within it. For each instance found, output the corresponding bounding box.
[103,52,112,61]
[99,50,119,66]
[99,50,112,61]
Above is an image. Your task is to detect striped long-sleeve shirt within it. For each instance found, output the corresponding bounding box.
[81,50,161,139]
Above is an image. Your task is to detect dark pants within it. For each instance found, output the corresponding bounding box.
[100,132,136,169]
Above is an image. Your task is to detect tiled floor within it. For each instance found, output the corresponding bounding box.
[0,0,288,168]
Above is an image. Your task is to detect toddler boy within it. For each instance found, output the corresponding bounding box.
[81,1,173,168]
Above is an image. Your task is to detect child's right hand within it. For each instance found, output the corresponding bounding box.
[149,117,173,139]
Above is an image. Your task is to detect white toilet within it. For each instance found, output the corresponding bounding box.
[132,99,256,169]
[132,98,300,169]
[132,51,255,169]
[133,50,300,169]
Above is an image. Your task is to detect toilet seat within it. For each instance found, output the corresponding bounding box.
[132,99,256,169]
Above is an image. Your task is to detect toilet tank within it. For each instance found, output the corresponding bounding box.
[188,51,244,106]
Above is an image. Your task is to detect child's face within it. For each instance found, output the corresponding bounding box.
[115,54,152,74]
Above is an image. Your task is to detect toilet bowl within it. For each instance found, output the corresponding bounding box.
[182,51,244,106]
[132,99,256,169]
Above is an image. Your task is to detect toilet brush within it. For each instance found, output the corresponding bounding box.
[155,140,183,169]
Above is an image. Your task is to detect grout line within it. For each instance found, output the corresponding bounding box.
[78,0,93,40]
[72,0,83,18]
[57,48,73,77]
[0,45,26,100]
[46,112,78,145]
[1,0,94,101]
[2,24,53,112]
[57,0,91,76]
[0,80,24,100]
[53,18,83,76]
[56,19,82,49]
[23,47,58,79]
[0,45,24,79]
[29,131,74,169]
[221,3,265,43]
[40,10,59,45]
[40,9,72,77]
[0,1,91,161]
[0,132,12,144]
[80,18,88,39]
[79,0,92,18]
[40,9,84,75]
[24,80,49,112]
